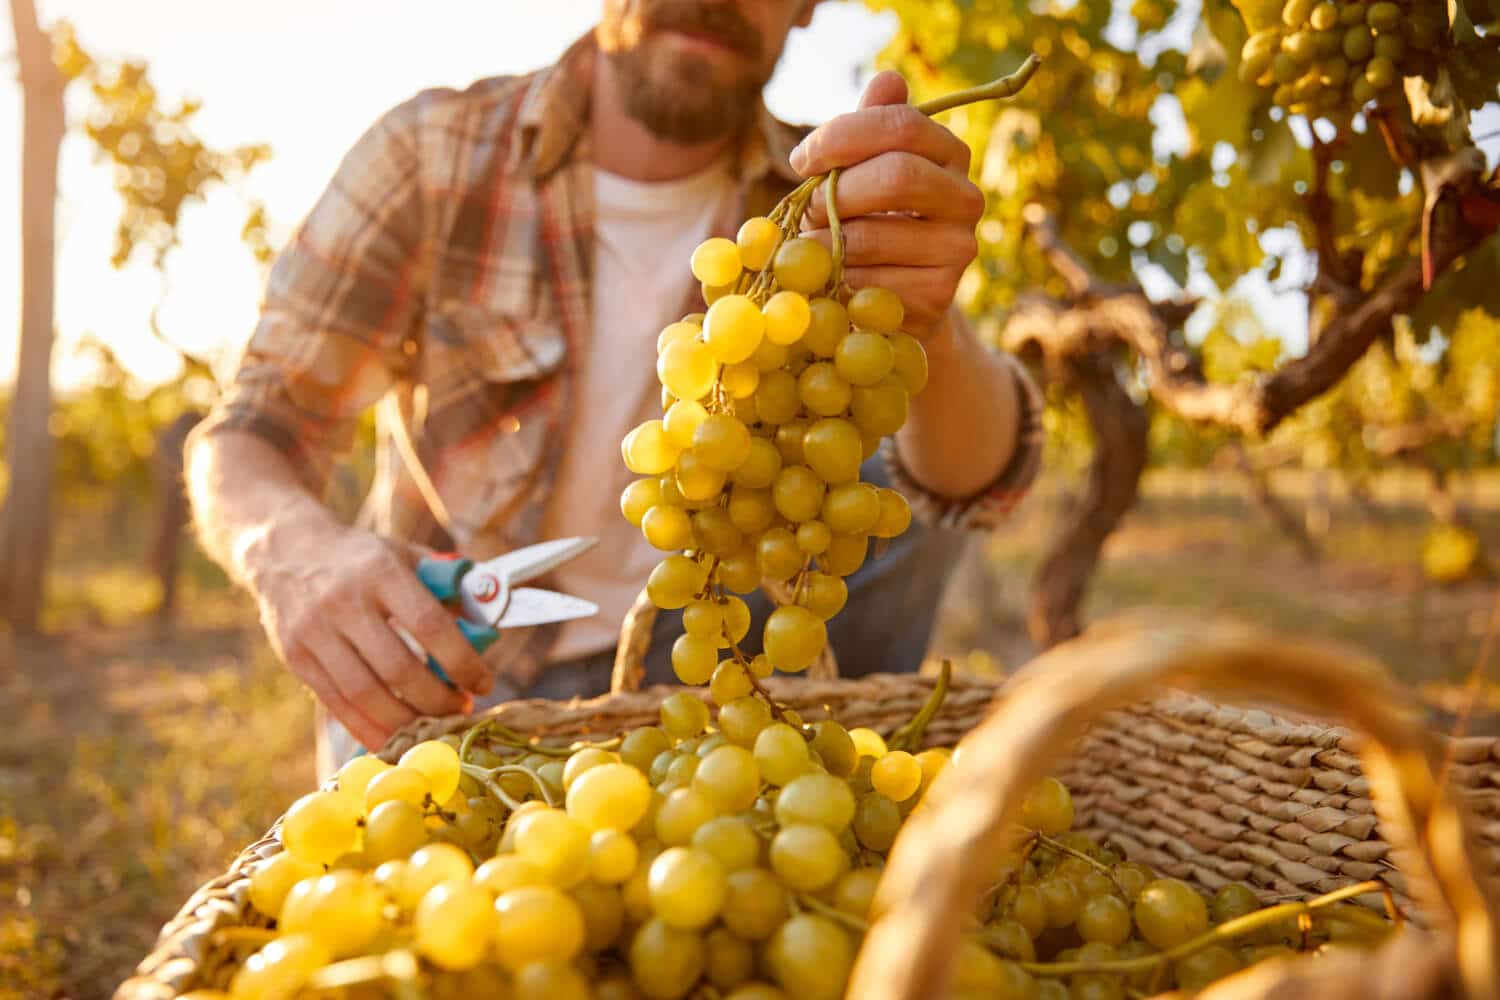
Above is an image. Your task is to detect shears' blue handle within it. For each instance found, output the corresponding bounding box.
[414,554,501,685]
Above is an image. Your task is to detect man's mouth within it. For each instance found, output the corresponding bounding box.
[657,27,750,59]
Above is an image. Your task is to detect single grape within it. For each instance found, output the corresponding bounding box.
[795,520,832,555]
[1021,776,1075,835]
[722,360,761,398]
[278,870,383,956]
[720,595,751,643]
[567,762,652,832]
[776,772,855,831]
[871,750,922,802]
[493,885,586,971]
[691,236,742,287]
[362,798,429,865]
[642,504,693,551]
[622,477,666,527]
[649,846,728,928]
[630,916,707,1000]
[718,548,762,594]
[733,437,783,489]
[1173,945,1242,993]
[663,398,709,448]
[754,723,811,786]
[773,237,833,295]
[657,339,718,402]
[774,418,810,464]
[333,754,390,805]
[822,483,881,534]
[718,695,773,747]
[763,289,812,345]
[753,369,801,425]
[772,465,826,523]
[721,867,790,941]
[737,216,780,271]
[847,727,887,760]
[1112,861,1154,900]
[852,792,901,851]
[1078,893,1132,946]
[758,527,804,580]
[847,286,905,333]
[872,488,911,539]
[691,506,743,556]
[248,851,322,919]
[705,925,755,991]
[1134,878,1209,949]
[1364,54,1395,88]
[694,415,752,472]
[692,815,762,872]
[415,881,494,970]
[704,295,766,365]
[656,319,700,354]
[474,855,547,895]
[1212,882,1261,924]
[809,721,857,777]
[281,790,361,866]
[624,419,682,476]
[229,935,330,1000]
[649,555,708,609]
[887,331,929,394]
[850,376,909,436]
[769,823,844,891]
[675,447,727,502]
[513,809,589,887]
[661,691,711,739]
[803,297,849,357]
[1343,25,1374,61]
[710,660,754,705]
[655,786,717,846]
[621,726,673,772]
[835,331,895,387]
[1039,875,1082,928]
[986,919,1036,962]
[694,745,761,813]
[763,605,827,672]
[766,913,854,1000]
[751,336,790,372]
[822,533,869,577]
[798,363,853,417]
[802,418,863,485]
[573,879,627,951]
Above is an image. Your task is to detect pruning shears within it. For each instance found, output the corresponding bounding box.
[393,536,601,686]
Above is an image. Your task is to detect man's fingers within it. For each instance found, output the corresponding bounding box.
[377,573,494,697]
[292,650,394,751]
[303,631,417,742]
[857,69,909,110]
[790,101,970,177]
[802,218,979,269]
[802,152,983,229]
[346,611,468,717]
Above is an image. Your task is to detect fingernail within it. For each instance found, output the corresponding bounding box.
[789,139,807,171]
[461,693,474,714]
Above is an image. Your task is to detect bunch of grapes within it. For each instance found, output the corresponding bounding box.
[1237,0,1446,117]
[203,685,1389,1000]
[620,183,924,685]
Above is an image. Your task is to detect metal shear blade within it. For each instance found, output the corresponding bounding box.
[458,536,598,627]
[494,587,599,629]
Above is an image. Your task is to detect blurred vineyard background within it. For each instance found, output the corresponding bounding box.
[2,0,1498,997]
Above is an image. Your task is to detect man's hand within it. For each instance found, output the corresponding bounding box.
[247,524,493,750]
[790,70,984,340]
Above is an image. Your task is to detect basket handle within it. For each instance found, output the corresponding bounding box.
[848,614,1500,1000]
[609,582,840,694]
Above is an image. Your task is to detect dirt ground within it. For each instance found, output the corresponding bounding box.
[3,482,1498,999]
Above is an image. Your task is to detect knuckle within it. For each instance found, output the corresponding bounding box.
[883,104,925,145]
[959,181,985,220]
[410,602,455,641]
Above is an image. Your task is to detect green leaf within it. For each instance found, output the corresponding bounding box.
[1178,70,1257,151]
[1245,118,1296,186]
[1448,42,1500,111]
[1408,234,1500,336]
[1340,126,1401,201]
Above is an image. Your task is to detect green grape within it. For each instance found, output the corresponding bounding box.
[692,815,762,872]
[763,605,827,672]
[754,723,811,786]
[1283,0,1316,27]
[796,520,832,554]
[1078,894,1132,946]
[1367,1,1400,31]
[1134,879,1209,949]
[1112,861,1153,900]
[415,882,493,970]
[657,338,718,402]
[230,935,330,1000]
[718,695,773,747]
[705,925,755,991]
[279,870,383,956]
[751,337,789,372]
[587,829,639,885]
[774,419,809,464]
[493,885,585,971]
[1271,82,1296,105]
[643,504,693,551]
[763,290,812,345]
[281,790,361,866]
[663,398,709,448]
[622,478,665,527]
[657,319,700,354]
[851,792,901,851]
[1310,2,1338,30]
[723,867,791,940]
[473,855,545,895]
[661,691,711,738]
[630,916,707,1000]
[828,867,879,920]
[767,913,854,1000]
[1343,25,1374,60]
[887,331,929,394]
[758,527,804,580]
[776,772,855,831]
[770,823,843,891]
[1174,945,1241,992]
[737,216,780,271]
[872,488,912,539]
[822,533,868,577]
[718,548,762,594]
[333,754,390,805]
[753,370,801,425]
[649,846,728,928]
[803,297,849,358]
[802,418,863,484]
[798,363,853,417]
[773,237,833,295]
[1038,875,1081,928]
[665,754,701,790]
[623,419,681,476]
[692,507,743,556]
[705,294,766,365]
[1351,76,1378,103]
[871,750,922,802]
[1283,30,1317,63]
[682,599,724,640]
[803,572,848,621]
[363,799,430,866]
[1365,54,1396,87]
[809,721,857,777]
[1240,29,1280,81]
[728,486,776,535]
[720,595,751,643]
[1321,56,1351,85]
[835,331,895,387]
[693,415,752,472]
[694,744,761,813]
[567,762,652,832]
[848,727,887,760]
[733,437,783,489]
[710,660,754,705]
[573,879,626,952]
[691,236,742,287]
[1313,28,1342,57]
[1271,51,1301,83]
[248,851,322,919]
[822,483,881,534]
[1340,1,1367,24]
[1212,883,1261,924]
[649,555,708,610]
[656,787,717,845]
[1021,777,1075,835]
[676,448,728,502]
[773,466,827,523]
[725,985,789,1000]
[846,286,905,333]
[621,726,674,772]
[850,376,909,436]
[748,652,774,678]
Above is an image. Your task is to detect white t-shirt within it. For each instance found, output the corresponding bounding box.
[541,159,738,663]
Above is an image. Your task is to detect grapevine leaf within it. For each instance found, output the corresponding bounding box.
[1245,118,1297,186]
[1408,234,1500,336]
[1447,43,1500,110]
[1339,126,1401,201]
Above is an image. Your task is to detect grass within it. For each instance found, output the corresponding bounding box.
[3,475,1498,998]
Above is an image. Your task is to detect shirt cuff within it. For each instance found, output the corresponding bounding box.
[880,353,1044,532]
[194,399,340,498]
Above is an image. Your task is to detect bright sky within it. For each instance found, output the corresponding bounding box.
[0,1,896,389]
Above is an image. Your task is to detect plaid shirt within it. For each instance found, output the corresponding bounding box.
[201,31,1044,684]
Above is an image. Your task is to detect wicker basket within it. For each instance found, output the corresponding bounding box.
[116,611,1500,1000]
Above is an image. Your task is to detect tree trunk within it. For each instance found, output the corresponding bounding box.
[1228,443,1321,562]
[1027,354,1149,648]
[1,0,66,634]
[148,411,203,629]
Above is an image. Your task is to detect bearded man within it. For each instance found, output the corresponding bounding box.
[187,0,1042,776]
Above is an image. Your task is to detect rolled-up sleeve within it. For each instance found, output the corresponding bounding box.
[881,353,1044,531]
[198,96,428,494]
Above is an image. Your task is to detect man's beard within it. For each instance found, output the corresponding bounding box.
[602,2,770,144]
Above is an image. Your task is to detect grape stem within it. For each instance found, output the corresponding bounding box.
[911,55,1042,117]
[887,660,951,752]
[1013,880,1393,978]
[728,638,794,725]
[797,892,872,935]
[825,168,845,296]
[1032,831,1129,899]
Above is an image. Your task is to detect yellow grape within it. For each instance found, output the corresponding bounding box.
[362,799,429,866]
[693,745,760,813]
[737,216,780,271]
[656,786,718,846]
[773,237,833,295]
[661,690,712,738]
[683,598,725,640]
[822,483,881,535]
[772,465,826,523]
[804,298,849,358]
[798,363,853,417]
[663,399,709,448]
[248,851,322,919]
[657,339,718,401]
[691,507,743,556]
[649,847,729,929]
[720,595,751,643]
[763,605,827,673]
[474,855,547,895]
[850,376,909,437]
[704,295,766,365]
[694,415,752,472]
[514,809,589,887]
[333,754,390,805]
[722,360,761,398]
[675,448,728,502]
[823,533,868,577]
[692,816,763,873]
[753,723,811,787]
[672,634,719,684]
[718,548,761,594]
[769,823,844,891]
[703,280,735,305]
[803,572,848,621]
[802,418,863,485]
[731,437,783,490]
[774,419,809,465]
[872,488,911,539]
[399,740,462,804]
[750,337,790,372]
[278,870,383,956]
[871,751,922,802]
[642,504,693,551]
[763,290,812,345]
[281,791,361,866]
[728,486,776,536]
[754,369,802,425]
[621,478,665,526]
[656,320,700,354]
[767,913,855,1000]
[691,237,742,287]
[758,527,804,580]
[848,727,888,759]
[834,331,895,387]
[407,842,476,899]
[846,286,905,333]
[589,828,640,885]
[567,762,653,832]
[888,332,929,394]
[494,885,587,971]
[630,917,708,999]
[415,882,494,970]
[623,419,681,476]
[230,935,330,1000]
